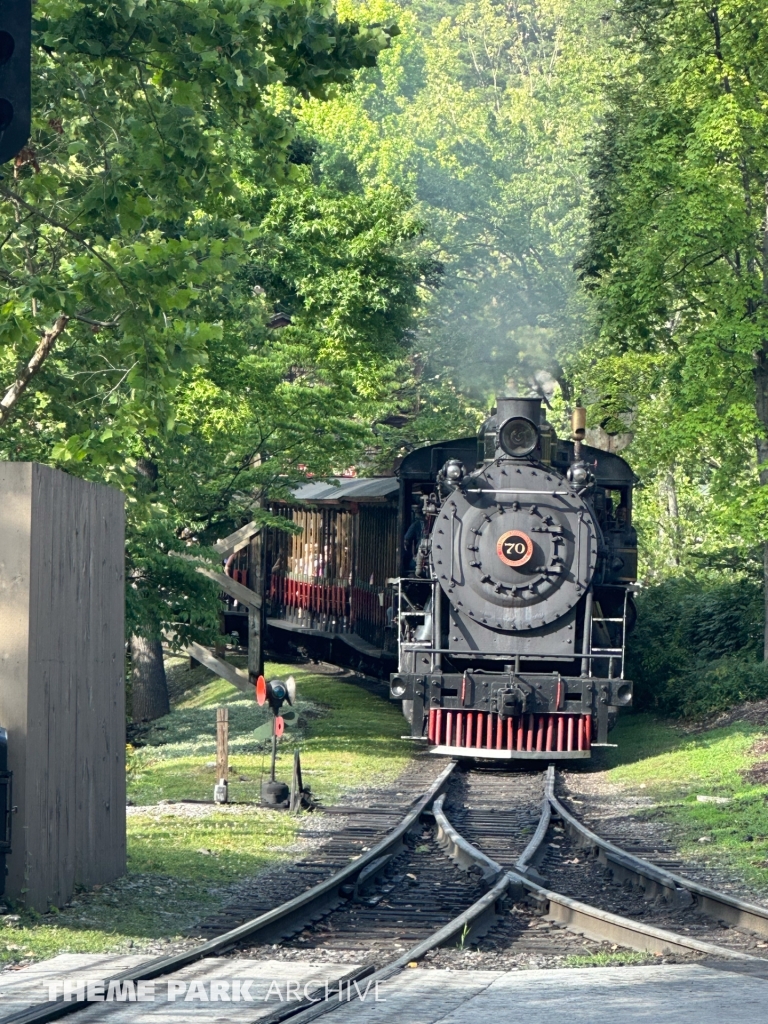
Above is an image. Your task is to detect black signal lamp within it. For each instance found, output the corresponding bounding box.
[255,674,296,715]
[0,0,31,165]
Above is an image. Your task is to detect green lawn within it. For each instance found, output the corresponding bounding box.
[594,712,768,888]
[0,660,410,965]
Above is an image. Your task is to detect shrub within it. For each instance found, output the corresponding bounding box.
[626,578,764,717]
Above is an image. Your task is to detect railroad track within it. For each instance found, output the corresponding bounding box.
[433,765,768,963]
[6,760,768,1024]
[194,757,452,941]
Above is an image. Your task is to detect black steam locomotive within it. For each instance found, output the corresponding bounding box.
[388,396,637,759]
[228,395,637,761]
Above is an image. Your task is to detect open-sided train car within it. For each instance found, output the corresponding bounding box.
[219,478,402,674]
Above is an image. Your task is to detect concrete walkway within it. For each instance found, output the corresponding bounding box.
[332,963,768,1024]
[0,956,766,1023]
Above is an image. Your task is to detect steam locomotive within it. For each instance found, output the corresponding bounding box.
[230,395,638,761]
[388,396,637,759]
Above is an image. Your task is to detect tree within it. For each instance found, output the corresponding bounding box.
[577,0,768,651]
[300,0,613,428]
[0,0,406,718]
[123,178,433,716]
[1,0,396,466]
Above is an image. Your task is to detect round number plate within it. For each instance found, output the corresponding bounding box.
[496,530,534,567]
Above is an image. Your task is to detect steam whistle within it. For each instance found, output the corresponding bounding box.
[567,406,594,490]
[255,674,296,806]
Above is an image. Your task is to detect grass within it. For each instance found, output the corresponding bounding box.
[0,659,411,966]
[591,712,768,889]
[128,657,409,807]
[563,950,653,967]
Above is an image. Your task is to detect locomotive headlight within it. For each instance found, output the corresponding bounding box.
[498,416,540,458]
[610,681,633,706]
[390,676,408,698]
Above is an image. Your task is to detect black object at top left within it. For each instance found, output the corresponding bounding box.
[0,0,30,166]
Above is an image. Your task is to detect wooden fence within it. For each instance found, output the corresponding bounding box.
[0,464,125,910]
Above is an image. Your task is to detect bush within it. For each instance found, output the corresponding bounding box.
[626,577,764,717]
[667,658,768,719]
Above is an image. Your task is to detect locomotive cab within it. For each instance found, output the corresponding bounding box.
[389,396,638,759]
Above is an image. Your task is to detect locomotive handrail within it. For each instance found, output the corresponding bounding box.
[399,643,619,662]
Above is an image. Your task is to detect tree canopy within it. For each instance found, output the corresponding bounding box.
[576,0,768,607]
[299,0,612,443]
[0,0,431,673]
[6,0,768,711]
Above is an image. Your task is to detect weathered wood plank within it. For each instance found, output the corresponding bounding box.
[185,642,252,694]
[247,531,265,678]
[213,521,260,558]
[196,567,263,610]
[216,707,229,783]
[0,464,125,911]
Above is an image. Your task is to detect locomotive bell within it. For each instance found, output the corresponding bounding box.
[571,406,587,440]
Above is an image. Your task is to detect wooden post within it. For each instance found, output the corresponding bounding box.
[216,707,229,785]
[248,528,266,679]
[290,748,304,814]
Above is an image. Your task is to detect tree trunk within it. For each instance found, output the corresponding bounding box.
[130,635,170,722]
[758,177,768,661]
[665,468,682,567]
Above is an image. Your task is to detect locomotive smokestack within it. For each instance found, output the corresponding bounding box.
[496,396,543,423]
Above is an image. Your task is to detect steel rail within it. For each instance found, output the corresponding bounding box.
[548,776,768,938]
[513,876,759,960]
[267,860,513,1024]
[0,761,458,1024]
[432,773,762,962]
[514,765,553,877]
[251,766,768,1024]
[432,794,503,883]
